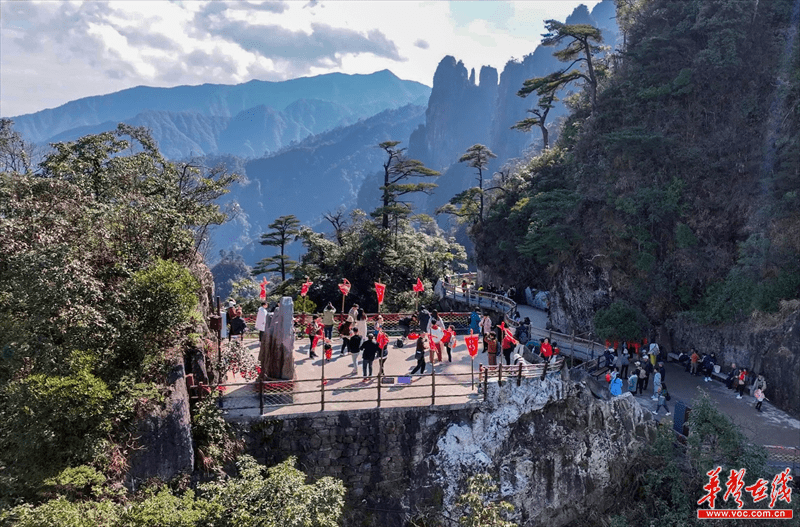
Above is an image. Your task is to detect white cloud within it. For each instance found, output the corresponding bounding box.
[0,0,602,117]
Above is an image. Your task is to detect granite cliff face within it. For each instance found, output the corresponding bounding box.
[238,373,654,526]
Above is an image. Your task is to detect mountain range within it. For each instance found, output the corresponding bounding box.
[11,70,430,159]
[9,1,620,269]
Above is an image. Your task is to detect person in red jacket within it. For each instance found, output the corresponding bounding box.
[736,368,748,399]
[540,337,553,360]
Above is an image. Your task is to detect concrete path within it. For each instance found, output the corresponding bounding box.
[631,361,799,465]
[219,333,493,419]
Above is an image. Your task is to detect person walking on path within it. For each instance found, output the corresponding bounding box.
[628,372,638,395]
[410,334,428,375]
[442,325,456,362]
[610,375,623,397]
[620,351,629,379]
[469,308,481,335]
[338,316,353,355]
[429,319,444,363]
[308,315,323,359]
[356,309,368,341]
[736,368,748,399]
[480,313,493,353]
[322,302,336,339]
[751,374,767,397]
[643,360,653,392]
[360,333,380,378]
[754,388,766,412]
[653,383,671,416]
[347,327,363,375]
[255,301,268,342]
[635,362,647,395]
[486,333,498,366]
[652,369,662,400]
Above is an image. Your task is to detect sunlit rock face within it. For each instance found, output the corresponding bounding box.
[238,372,654,526]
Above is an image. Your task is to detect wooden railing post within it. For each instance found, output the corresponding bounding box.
[497,363,503,386]
[431,367,436,406]
[483,366,488,402]
[320,362,325,412]
[377,357,382,408]
[570,330,576,369]
[517,362,523,386]
[541,359,549,380]
[259,377,263,415]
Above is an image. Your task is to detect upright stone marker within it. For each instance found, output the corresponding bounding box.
[259,296,296,380]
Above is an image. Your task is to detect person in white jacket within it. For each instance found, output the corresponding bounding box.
[255,301,268,342]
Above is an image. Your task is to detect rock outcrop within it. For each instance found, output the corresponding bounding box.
[126,363,194,489]
[259,296,296,381]
[237,373,654,526]
[666,302,800,418]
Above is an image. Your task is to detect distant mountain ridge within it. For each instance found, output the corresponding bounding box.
[11,70,430,158]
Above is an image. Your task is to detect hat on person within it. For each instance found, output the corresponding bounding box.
[635,361,641,366]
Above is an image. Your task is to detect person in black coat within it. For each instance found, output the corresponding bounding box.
[360,333,380,378]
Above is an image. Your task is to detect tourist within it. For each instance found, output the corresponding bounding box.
[418,305,432,333]
[338,315,353,355]
[540,337,553,362]
[736,368,748,399]
[308,315,323,359]
[652,383,671,416]
[635,362,647,395]
[374,314,384,337]
[500,325,517,366]
[322,302,336,339]
[469,308,481,335]
[620,349,630,379]
[356,308,368,339]
[348,303,359,321]
[410,334,428,375]
[652,368,662,400]
[429,318,444,363]
[486,333,498,366]
[751,374,767,397]
[642,360,653,392]
[702,353,715,382]
[442,325,456,362]
[255,301,268,342]
[610,375,623,397]
[226,300,246,341]
[628,372,638,395]
[360,333,380,379]
[347,327,363,374]
[398,313,417,341]
[603,347,615,369]
[725,363,739,389]
[754,387,766,412]
[480,313,493,352]
[677,350,691,372]
[514,317,530,344]
[690,348,700,376]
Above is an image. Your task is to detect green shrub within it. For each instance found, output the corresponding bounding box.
[593,300,649,341]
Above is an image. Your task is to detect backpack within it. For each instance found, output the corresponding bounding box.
[638,368,646,379]
[414,348,424,360]
[664,389,671,401]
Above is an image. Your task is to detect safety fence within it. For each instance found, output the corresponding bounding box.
[293,312,474,336]
[214,358,566,416]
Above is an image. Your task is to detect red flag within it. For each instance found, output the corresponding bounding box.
[259,277,269,299]
[413,277,425,293]
[300,280,313,296]
[465,334,480,357]
[376,330,389,349]
[375,282,386,305]
[338,278,351,296]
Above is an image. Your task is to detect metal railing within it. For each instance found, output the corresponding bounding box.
[215,357,566,416]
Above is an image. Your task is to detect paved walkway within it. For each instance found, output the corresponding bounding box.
[649,361,800,453]
[218,307,800,470]
[219,333,493,419]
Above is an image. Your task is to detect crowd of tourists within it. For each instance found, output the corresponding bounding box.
[600,340,769,415]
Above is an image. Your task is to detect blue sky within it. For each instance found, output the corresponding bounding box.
[0,1,601,117]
